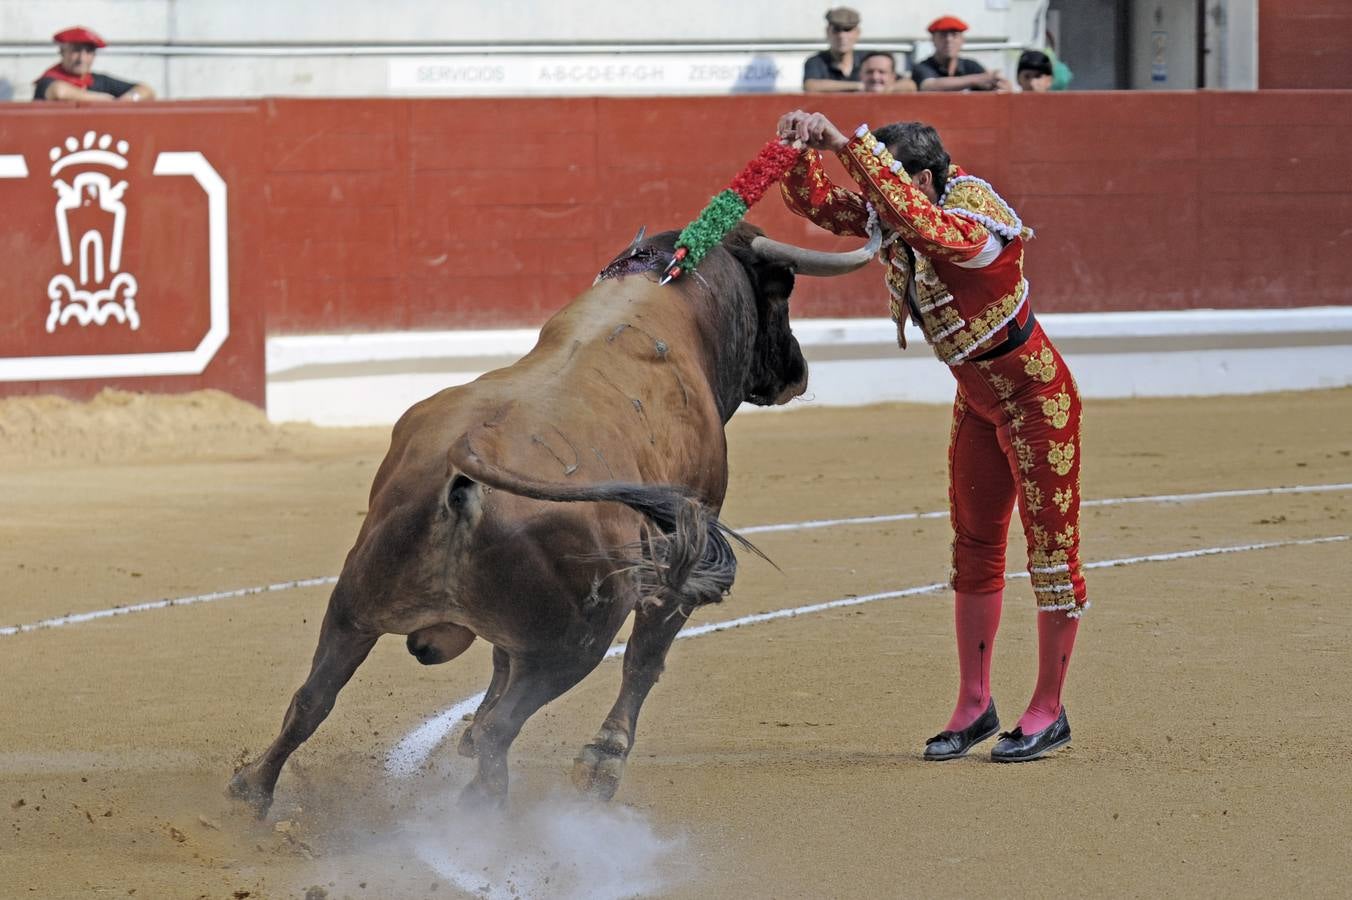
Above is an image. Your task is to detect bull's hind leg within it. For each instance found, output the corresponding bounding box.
[459,652,600,806]
[573,602,690,801]
[228,609,378,816]
[457,645,510,758]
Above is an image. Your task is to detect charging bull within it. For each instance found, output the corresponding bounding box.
[228,221,880,811]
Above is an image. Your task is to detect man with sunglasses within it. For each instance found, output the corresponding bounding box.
[912,15,1009,93]
[33,27,156,103]
[803,7,865,93]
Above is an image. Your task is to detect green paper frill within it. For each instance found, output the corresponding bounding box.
[674,189,749,269]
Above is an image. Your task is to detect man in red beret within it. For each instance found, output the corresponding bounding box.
[33,27,156,103]
[912,15,1009,92]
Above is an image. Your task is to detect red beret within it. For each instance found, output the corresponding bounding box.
[927,15,969,33]
[53,27,107,48]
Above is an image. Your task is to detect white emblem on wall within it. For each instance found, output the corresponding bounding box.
[0,145,230,383]
[46,131,140,332]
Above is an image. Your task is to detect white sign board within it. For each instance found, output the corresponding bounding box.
[389,52,810,95]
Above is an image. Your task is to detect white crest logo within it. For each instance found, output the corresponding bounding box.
[47,130,140,332]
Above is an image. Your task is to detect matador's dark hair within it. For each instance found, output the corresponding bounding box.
[872,121,950,198]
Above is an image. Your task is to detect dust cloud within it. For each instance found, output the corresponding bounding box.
[407,790,688,899]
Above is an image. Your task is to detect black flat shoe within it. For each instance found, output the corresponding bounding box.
[990,707,1071,762]
[924,699,1000,761]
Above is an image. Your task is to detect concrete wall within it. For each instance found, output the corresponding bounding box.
[1205,0,1258,90]
[1,0,1041,44]
[1049,0,1124,90]
[0,1,1275,99]
[1,0,1050,100]
[265,310,1352,425]
[1130,0,1200,90]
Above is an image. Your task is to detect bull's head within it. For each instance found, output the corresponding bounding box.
[599,221,879,418]
[721,221,881,407]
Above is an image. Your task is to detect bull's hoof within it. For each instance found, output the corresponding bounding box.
[457,777,506,810]
[571,742,628,802]
[456,723,478,758]
[226,769,274,818]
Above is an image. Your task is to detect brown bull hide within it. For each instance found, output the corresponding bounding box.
[228,224,809,811]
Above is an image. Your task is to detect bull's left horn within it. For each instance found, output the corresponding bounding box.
[750,219,882,277]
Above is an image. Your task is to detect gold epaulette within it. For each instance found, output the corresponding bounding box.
[941,173,1032,241]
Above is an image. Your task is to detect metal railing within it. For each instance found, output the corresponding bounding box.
[0,39,1034,57]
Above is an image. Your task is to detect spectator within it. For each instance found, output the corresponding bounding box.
[1016,50,1054,92]
[33,27,155,103]
[1044,32,1075,91]
[858,51,918,94]
[912,15,1009,93]
[803,7,864,93]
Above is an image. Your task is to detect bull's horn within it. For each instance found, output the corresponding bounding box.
[750,220,882,276]
[629,225,647,247]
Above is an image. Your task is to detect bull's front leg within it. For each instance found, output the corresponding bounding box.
[228,608,378,816]
[573,601,690,801]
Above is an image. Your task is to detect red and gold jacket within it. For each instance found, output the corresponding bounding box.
[781,125,1033,365]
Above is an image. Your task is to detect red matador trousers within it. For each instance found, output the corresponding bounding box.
[946,324,1089,615]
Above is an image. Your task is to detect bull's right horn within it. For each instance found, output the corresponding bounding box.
[750,219,882,277]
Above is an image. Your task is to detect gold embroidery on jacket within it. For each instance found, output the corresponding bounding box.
[844,134,986,256]
[943,177,1028,239]
[839,134,1030,365]
[1053,486,1074,514]
[925,305,966,340]
[932,287,1023,364]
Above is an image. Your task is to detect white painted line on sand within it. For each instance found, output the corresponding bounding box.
[740,482,1352,535]
[5,481,1349,639]
[0,577,339,637]
[382,533,1349,778]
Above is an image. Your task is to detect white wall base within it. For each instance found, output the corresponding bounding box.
[266,308,1352,426]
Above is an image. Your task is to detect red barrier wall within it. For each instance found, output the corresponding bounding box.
[4,91,1351,391]
[0,102,266,404]
[257,92,1352,332]
[1260,0,1352,89]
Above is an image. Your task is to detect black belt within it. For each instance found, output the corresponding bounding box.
[971,310,1037,362]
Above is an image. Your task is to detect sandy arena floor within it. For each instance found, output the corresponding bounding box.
[2,387,1351,899]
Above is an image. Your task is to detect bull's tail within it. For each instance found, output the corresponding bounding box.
[447,434,764,608]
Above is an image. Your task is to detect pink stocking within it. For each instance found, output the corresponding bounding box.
[1016,610,1080,734]
[945,589,1003,732]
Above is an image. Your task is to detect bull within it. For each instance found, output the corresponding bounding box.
[228,221,879,811]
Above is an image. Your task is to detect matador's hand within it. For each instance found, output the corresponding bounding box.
[776,110,849,153]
